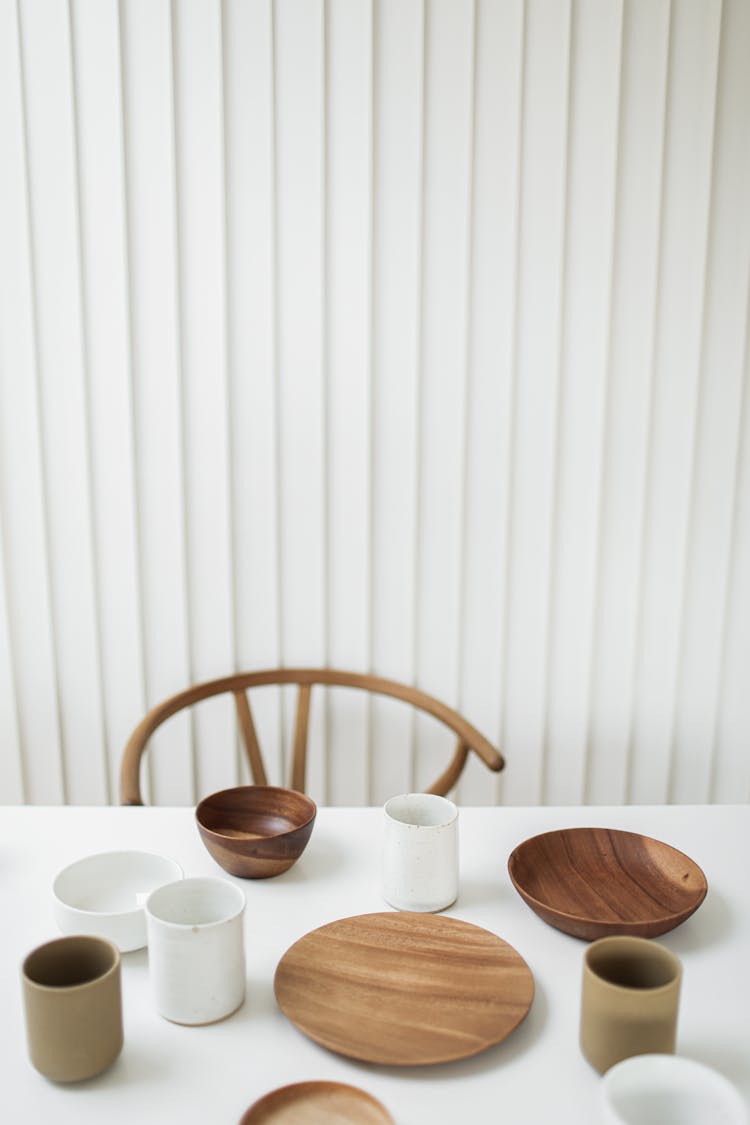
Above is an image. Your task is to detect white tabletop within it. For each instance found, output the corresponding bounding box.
[2,804,748,1123]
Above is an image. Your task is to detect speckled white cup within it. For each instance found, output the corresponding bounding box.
[382,793,458,913]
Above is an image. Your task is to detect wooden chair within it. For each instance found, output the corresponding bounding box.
[120,668,504,805]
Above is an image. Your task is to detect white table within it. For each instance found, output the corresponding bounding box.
[1,805,748,1123]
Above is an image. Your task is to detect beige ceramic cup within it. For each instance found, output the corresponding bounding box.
[22,935,123,1082]
[580,935,682,1074]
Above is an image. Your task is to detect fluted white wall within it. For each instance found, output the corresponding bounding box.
[0,0,748,807]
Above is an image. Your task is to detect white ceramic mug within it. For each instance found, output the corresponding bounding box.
[145,877,246,1025]
[382,793,458,912]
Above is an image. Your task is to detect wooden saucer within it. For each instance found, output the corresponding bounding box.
[239,1080,393,1124]
[508,827,708,941]
[274,912,534,1066]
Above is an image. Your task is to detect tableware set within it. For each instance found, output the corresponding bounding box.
[19,786,743,1123]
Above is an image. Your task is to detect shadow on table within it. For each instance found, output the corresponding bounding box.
[664,886,732,955]
[677,1039,749,1090]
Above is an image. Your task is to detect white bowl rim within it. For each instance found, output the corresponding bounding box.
[53,849,184,917]
[602,1053,747,1123]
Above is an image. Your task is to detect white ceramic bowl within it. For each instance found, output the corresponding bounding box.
[53,850,184,952]
[602,1054,747,1125]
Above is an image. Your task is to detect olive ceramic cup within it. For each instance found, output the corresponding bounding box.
[22,935,123,1082]
[580,935,682,1074]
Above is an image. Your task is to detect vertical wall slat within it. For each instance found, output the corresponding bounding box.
[414,0,476,790]
[502,0,572,805]
[172,0,235,800]
[71,0,146,800]
[370,0,424,804]
[713,273,750,802]
[629,0,723,803]
[459,0,525,805]
[18,0,108,803]
[670,0,750,803]
[0,0,63,804]
[274,0,327,800]
[326,0,373,805]
[544,0,623,804]
[587,0,672,805]
[0,520,24,802]
[458,0,525,805]
[121,0,193,804]
[224,0,282,786]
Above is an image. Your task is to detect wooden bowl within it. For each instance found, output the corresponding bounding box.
[195,786,316,879]
[507,827,707,941]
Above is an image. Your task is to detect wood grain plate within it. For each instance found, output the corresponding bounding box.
[239,1080,393,1124]
[508,827,708,941]
[273,912,534,1066]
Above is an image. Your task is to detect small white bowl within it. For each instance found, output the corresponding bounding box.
[53,850,184,952]
[602,1054,747,1125]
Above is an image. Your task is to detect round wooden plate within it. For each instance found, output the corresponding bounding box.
[508,827,708,941]
[239,1080,393,1124]
[274,912,534,1066]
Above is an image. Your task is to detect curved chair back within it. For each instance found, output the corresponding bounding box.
[120,667,504,805]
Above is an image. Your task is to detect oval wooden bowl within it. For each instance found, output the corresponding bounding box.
[195,786,316,879]
[507,827,707,941]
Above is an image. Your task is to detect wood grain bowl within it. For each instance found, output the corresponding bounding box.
[195,785,316,879]
[507,827,707,941]
[239,1080,394,1124]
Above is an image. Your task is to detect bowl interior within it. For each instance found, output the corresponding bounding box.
[508,828,707,929]
[54,851,183,915]
[602,1055,747,1125]
[196,786,316,842]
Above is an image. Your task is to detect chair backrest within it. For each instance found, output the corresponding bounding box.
[120,668,504,805]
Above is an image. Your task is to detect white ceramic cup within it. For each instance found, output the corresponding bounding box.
[145,877,246,1025]
[382,793,458,912]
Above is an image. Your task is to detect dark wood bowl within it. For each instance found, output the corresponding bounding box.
[195,786,316,879]
[507,827,707,941]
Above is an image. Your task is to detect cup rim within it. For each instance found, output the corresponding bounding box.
[145,876,246,930]
[584,935,682,994]
[384,792,458,829]
[22,935,120,993]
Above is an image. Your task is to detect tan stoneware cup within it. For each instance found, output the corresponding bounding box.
[22,935,123,1082]
[580,935,682,1075]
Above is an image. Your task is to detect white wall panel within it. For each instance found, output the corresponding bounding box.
[458,0,523,805]
[370,0,423,803]
[173,0,235,800]
[18,0,108,804]
[71,0,146,800]
[670,0,750,804]
[544,0,622,805]
[274,0,327,800]
[502,0,571,805]
[0,0,63,804]
[587,0,672,805]
[1,0,748,806]
[120,0,193,804]
[326,0,373,804]
[630,0,722,803]
[0,521,23,802]
[223,0,282,786]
